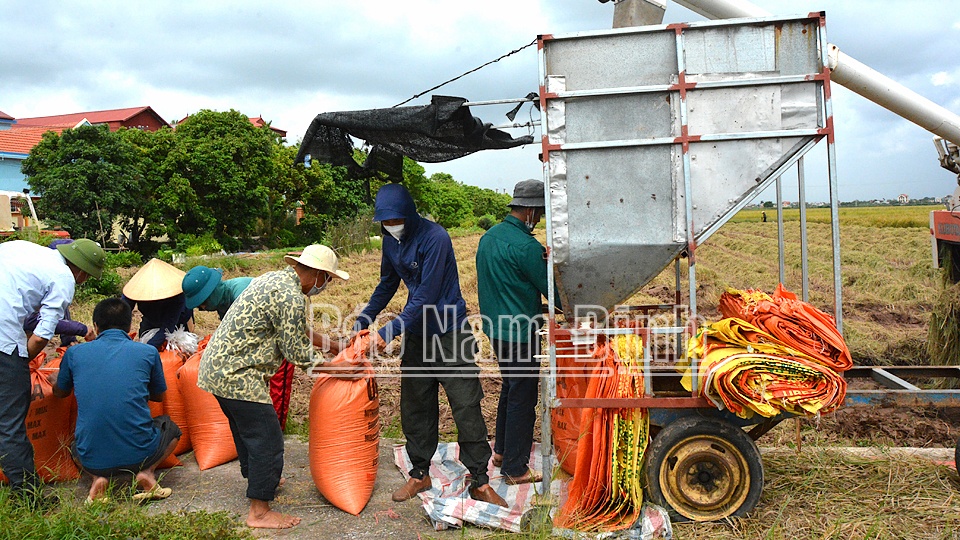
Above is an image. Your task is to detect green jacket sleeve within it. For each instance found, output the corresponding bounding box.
[518,240,563,312]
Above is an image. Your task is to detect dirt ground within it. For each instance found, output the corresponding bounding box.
[287,353,536,446]
[807,406,959,447]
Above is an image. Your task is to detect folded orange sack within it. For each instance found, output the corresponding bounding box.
[552,332,597,476]
[556,335,647,532]
[719,284,852,371]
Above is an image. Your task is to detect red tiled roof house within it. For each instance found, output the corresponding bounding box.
[0,107,169,192]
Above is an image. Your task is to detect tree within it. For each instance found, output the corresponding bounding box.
[368,156,434,212]
[117,127,175,250]
[23,124,143,244]
[266,144,370,246]
[420,173,472,229]
[461,184,511,219]
[161,110,274,243]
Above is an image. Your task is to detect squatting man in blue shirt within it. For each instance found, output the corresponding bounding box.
[54,298,182,503]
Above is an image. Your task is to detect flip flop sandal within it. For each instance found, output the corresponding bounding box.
[132,486,172,503]
[84,495,110,505]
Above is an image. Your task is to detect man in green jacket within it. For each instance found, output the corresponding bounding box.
[475,179,555,485]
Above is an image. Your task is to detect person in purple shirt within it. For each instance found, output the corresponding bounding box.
[23,310,93,346]
[21,240,95,346]
[352,184,506,508]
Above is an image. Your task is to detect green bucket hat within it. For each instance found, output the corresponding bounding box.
[182,265,223,310]
[57,238,106,279]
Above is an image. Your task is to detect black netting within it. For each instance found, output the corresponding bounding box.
[294,95,535,182]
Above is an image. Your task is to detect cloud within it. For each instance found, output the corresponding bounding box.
[1,0,958,202]
[932,72,955,86]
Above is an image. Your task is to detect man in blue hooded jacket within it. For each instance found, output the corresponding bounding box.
[354,183,506,508]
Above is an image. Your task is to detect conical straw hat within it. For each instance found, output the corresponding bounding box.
[123,258,186,301]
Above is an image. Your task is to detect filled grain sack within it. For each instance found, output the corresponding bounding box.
[0,352,81,483]
[309,331,379,515]
[177,343,238,471]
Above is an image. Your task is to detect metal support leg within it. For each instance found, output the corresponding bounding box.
[798,157,810,302]
[776,176,785,286]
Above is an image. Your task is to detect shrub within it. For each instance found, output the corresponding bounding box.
[324,209,379,256]
[0,230,66,246]
[106,251,142,268]
[294,214,328,246]
[477,215,497,230]
[156,248,175,263]
[218,236,241,254]
[177,233,223,257]
[75,269,123,302]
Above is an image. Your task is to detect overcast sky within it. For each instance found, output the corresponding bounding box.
[2,0,959,203]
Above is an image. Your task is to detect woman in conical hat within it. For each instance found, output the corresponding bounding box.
[121,258,193,351]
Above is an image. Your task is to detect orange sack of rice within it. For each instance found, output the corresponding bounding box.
[158,349,192,456]
[0,352,80,483]
[177,344,238,471]
[309,331,379,515]
[147,348,193,469]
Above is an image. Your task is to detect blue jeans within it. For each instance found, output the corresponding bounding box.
[492,338,541,478]
[0,348,35,490]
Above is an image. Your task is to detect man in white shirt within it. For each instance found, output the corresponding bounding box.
[0,238,105,497]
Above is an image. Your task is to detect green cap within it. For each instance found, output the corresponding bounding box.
[57,239,106,279]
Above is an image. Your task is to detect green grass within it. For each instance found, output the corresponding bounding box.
[732,205,934,229]
[283,417,311,443]
[0,485,252,540]
[381,414,403,440]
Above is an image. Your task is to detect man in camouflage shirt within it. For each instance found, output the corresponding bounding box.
[199,244,352,529]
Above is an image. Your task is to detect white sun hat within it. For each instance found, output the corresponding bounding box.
[283,244,349,280]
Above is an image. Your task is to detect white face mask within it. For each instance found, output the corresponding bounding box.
[306,272,330,296]
[524,210,540,232]
[384,224,405,240]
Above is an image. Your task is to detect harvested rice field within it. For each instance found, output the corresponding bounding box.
[55,205,960,538]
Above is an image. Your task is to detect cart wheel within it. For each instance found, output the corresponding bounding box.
[955,437,959,477]
[645,416,764,522]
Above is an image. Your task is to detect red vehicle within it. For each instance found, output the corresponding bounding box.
[0,190,70,240]
[931,137,960,271]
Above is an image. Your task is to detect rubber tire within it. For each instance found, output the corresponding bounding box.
[645,416,764,522]
[955,437,959,479]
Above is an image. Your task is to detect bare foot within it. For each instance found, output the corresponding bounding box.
[135,471,157,492]
[278,477,286,488]
[247,499,300,529]
[88,476,109,500]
